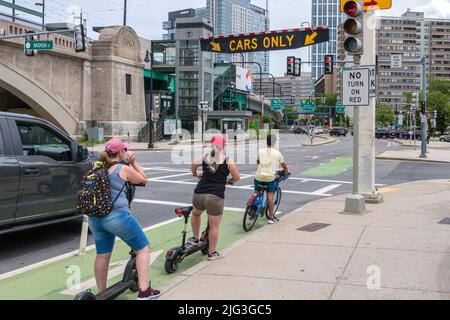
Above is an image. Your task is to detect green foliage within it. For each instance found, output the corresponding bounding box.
[429,78,450,96]
[427,91,450,134]
[376,104,395,127]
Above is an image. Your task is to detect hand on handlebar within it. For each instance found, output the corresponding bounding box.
[226,179,235,186]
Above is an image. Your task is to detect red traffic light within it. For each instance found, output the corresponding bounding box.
[344,1,362,17]
[288,58,294,63]
[325,57,332,63]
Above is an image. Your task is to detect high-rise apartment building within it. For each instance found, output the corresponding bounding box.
[206,0,270,74]
[311,0,342,81]
[376,10,450,108]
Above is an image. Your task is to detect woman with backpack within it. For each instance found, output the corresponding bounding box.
[190,136,240,261]
[88,138,160,300]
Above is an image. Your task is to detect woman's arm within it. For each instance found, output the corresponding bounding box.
[227,158,240,185]
[191,155,204,178]
[121,152,148,185]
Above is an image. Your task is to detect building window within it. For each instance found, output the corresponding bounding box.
[126,74,132,95]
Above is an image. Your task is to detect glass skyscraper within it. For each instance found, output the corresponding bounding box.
[204,0,270,74]
[311,0,342,81]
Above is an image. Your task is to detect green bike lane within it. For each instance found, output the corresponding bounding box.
[0,210,269,300]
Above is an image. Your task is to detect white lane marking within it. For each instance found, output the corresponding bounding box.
[134,199,246,212]
[60,250,163,296]
[0,217,183,282]
[311,184,342,196]
[143,167,190,173]
[147,179,333,197]
[152,173,192,180]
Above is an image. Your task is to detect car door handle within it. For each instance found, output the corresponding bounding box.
[24,169,41,176]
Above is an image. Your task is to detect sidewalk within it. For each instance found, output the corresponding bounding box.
[392,139,450,149]
[160,179,450,300]
[377,147,450,163]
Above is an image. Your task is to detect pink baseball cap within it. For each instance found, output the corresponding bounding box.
[105,138,129,153]
[211,136,226,149]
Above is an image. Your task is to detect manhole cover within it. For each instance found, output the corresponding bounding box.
[438,218,450,225]
[297,223,331,232]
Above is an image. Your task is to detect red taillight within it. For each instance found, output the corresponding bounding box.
[166,250,173,257]
[176,210,183,215]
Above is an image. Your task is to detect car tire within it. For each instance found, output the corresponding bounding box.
[441,139,446,142]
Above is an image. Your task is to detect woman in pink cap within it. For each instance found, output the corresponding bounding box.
[190,136,240,260]
[89,138,160,300]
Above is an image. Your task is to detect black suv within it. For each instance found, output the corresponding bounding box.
[329,127,348,137]
[0,112,91,235]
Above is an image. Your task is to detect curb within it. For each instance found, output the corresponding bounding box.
[376,156,450,164]
[302,137,338,147]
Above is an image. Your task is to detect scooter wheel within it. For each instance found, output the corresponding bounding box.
[165,257,181,274]
[74,290,96,300]
[130,268,139,293]
[201,247,209,256]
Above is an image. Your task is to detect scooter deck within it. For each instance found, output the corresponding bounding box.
[96,281,134,300]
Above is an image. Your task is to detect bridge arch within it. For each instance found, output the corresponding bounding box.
[0,62,78,134]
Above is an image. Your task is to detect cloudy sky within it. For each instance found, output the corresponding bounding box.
[3,0,450,76]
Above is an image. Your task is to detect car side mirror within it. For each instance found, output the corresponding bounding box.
[78,145,89,161]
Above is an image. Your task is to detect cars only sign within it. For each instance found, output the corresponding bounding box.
[342,68,370,106]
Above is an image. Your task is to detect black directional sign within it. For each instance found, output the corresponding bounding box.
[200,27,329,54]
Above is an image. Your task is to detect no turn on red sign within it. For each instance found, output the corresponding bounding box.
[343,68,370,106]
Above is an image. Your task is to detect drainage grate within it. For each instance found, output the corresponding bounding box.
[438,218,450,225]
[297,223,331,232]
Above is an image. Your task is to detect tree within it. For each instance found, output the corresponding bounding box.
[427,91,450,134]
[429,78,450,96]
[376,104,395,127]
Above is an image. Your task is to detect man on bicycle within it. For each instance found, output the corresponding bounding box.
[254,135,289,225]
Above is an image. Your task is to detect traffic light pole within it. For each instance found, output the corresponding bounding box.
[420,57,428,158]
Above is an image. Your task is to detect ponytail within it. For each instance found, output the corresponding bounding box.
[99,150,118,167]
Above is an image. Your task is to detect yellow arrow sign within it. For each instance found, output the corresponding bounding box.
[305,32,318,46]
[210,41,221,52]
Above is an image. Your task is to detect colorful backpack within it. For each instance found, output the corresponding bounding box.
[77,161,125,217]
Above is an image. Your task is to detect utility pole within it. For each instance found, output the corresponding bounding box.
[123,0,127,26]
[420,57,428,158]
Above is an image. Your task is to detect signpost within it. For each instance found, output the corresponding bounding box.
[271,99,285,111]
[200,27,330,54]
[300,100,316,113]
[342,68,370,106]
[24,40,53,51]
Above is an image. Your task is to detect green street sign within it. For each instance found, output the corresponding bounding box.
[300,100,316,113]
[336,103,345,114]
[271,99,285,111]
[25,40,54,51]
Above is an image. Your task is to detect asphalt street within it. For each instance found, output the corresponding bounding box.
[1,133,449,274]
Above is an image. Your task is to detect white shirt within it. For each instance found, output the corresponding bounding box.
[256,148,285,182]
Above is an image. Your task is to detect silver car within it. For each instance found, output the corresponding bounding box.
[440,134,450,142]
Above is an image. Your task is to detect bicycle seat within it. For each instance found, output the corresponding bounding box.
[175,207,194,217]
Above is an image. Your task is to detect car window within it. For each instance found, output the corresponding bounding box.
[16,122,72,161]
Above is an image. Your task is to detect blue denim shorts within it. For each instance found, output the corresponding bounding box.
[88,210,149,255]
[254,179,278,193]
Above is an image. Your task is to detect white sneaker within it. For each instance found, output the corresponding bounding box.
[268,219,278,225]
[208,251,225,261]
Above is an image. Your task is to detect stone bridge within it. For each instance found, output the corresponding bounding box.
[0,19,146,139]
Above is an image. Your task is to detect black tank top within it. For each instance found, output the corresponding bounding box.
[194,156,230,199]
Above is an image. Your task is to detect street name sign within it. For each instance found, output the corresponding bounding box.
[25,40,54,51]
[342,68,370,106]
[200,27,329,54]
[340,0,392,12]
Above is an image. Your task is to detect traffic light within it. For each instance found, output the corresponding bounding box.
[324,55,334,75]
[74,24,86,53]
[287,56,295,76]
[343,1,364,55]
[420,101,426,115]
[294,58,302,77]
[24,31,36,57]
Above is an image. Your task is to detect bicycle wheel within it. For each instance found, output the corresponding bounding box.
[243,205,258,232]
[266,188,282,219]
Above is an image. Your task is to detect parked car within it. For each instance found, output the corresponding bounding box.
[0,112,91,235]
[329,127,348,137]
[375,128,390,139]
[440,134,450,142]
[294,127,308,135]
[314,127,324,135]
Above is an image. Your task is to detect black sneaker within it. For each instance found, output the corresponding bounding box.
[137,284,161,300]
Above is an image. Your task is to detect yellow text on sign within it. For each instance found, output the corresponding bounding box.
[229,34,295,52]
[340,0,392,12]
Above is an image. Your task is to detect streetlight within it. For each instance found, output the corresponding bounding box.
[144,48,154,149]
[34,1,45,30]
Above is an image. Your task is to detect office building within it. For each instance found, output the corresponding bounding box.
[311,0,342,81]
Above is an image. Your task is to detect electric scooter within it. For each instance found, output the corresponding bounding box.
[74,251,139,300]
[164,207,210,274]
